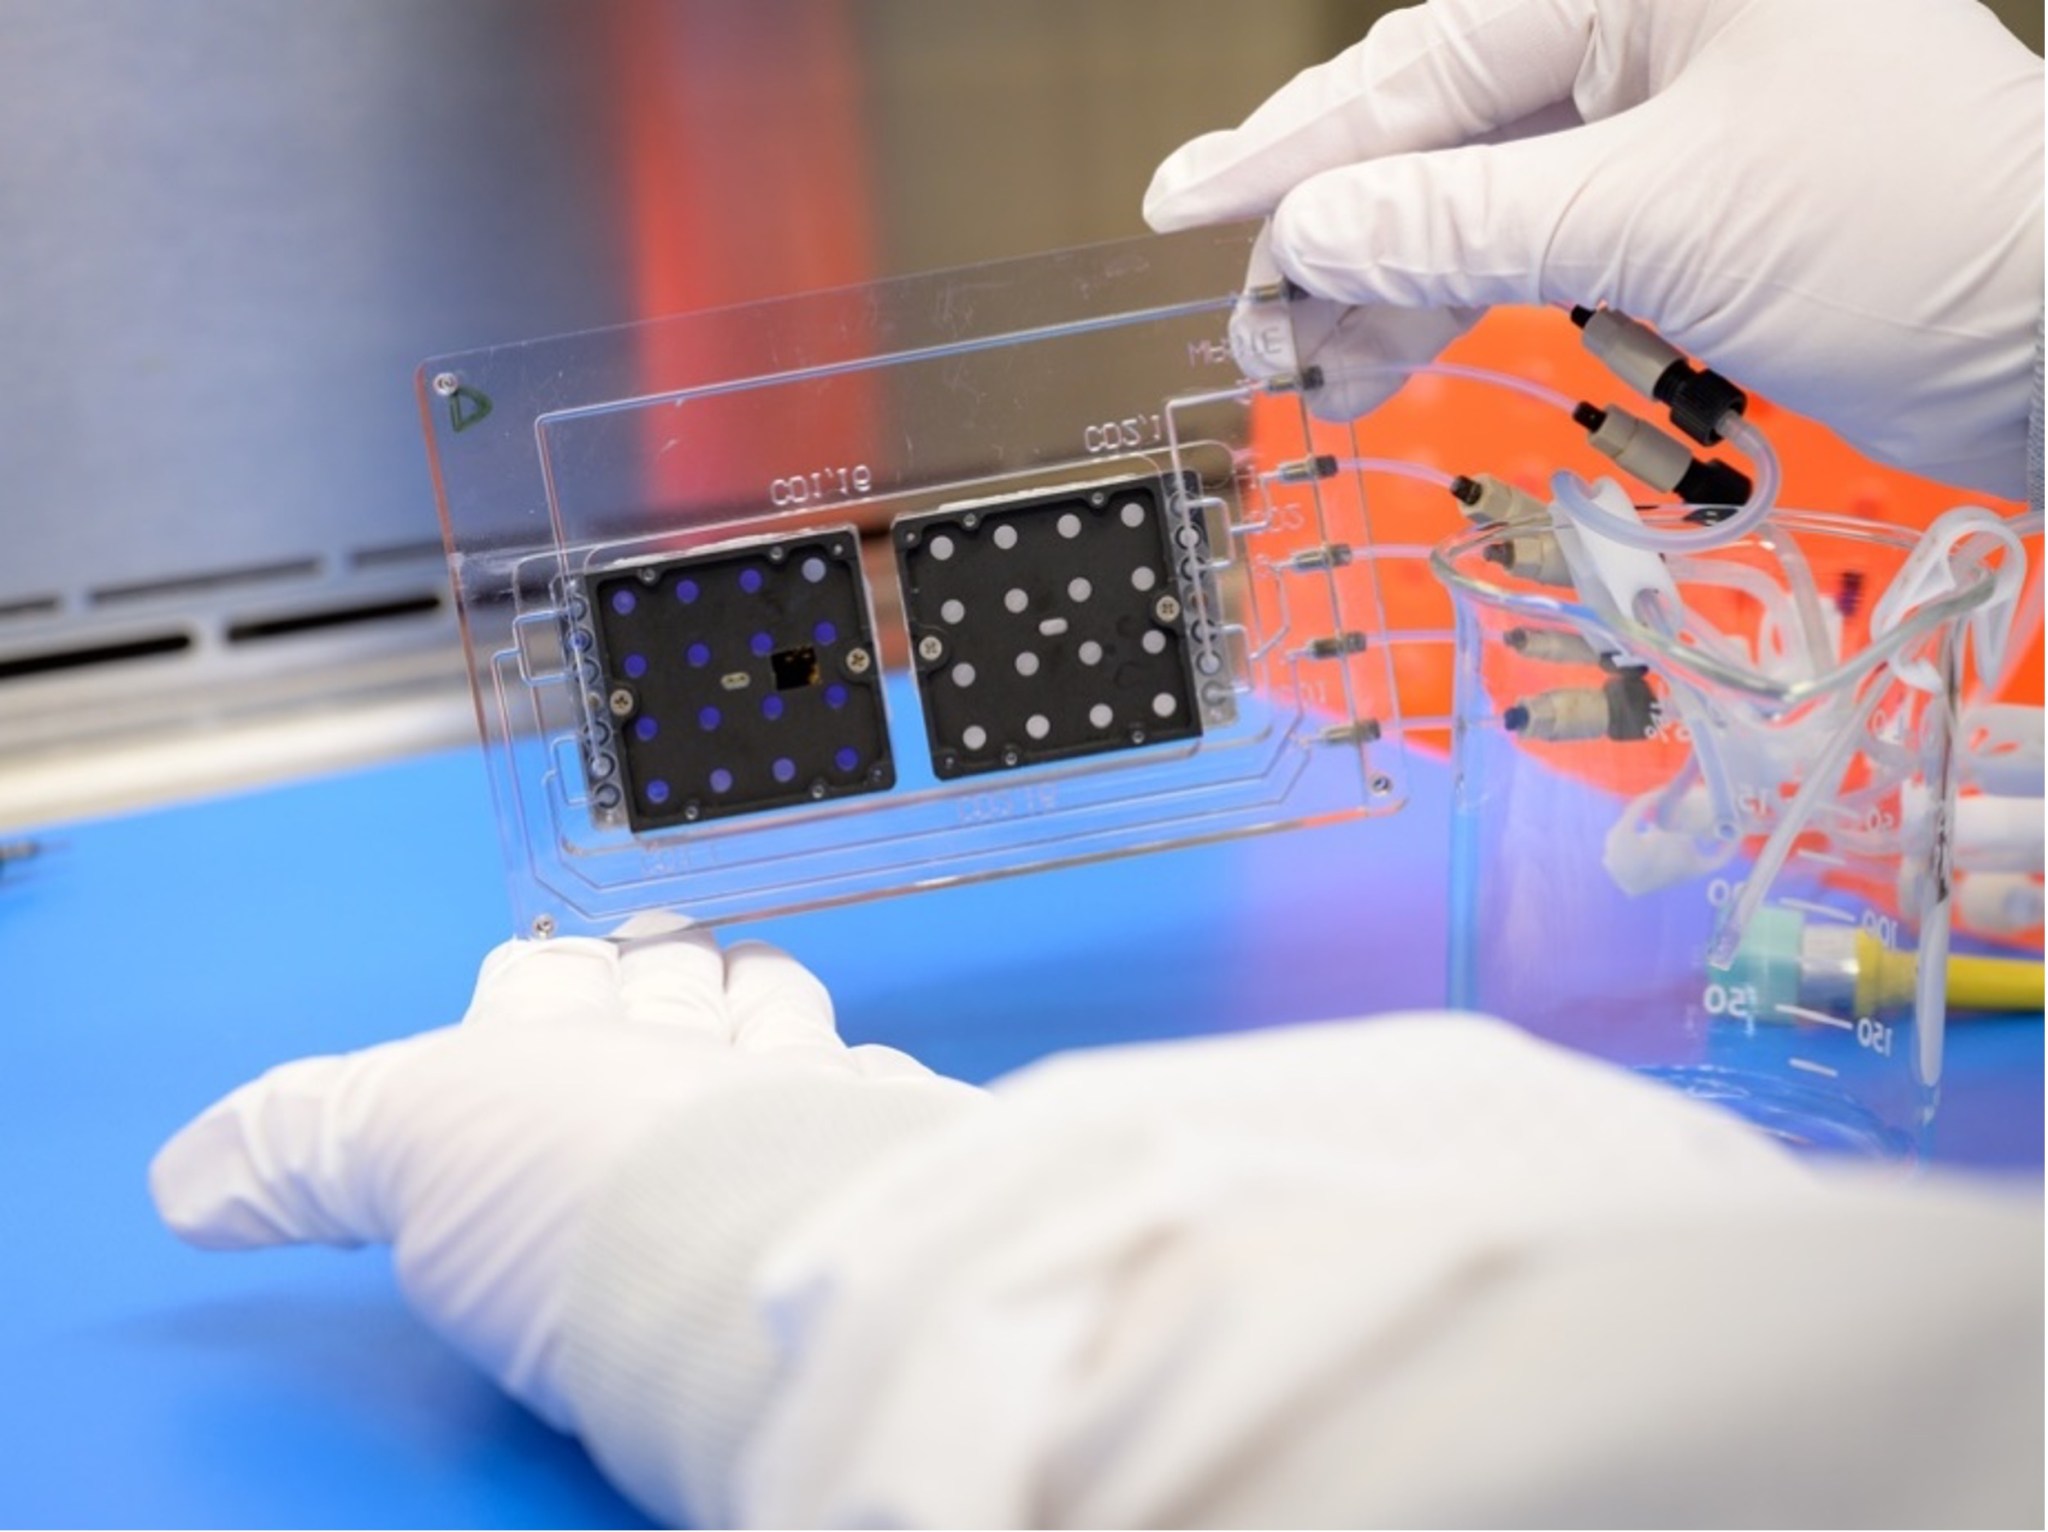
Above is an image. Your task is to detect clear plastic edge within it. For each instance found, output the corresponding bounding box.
[422,226,1419,935]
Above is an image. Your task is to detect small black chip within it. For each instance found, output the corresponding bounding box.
[581,535,892,829]
[895,478,1203,778]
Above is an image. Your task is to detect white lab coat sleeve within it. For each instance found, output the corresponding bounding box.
[560,1014,2044,1528]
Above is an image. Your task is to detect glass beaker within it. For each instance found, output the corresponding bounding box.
[1434,508,1998,1158]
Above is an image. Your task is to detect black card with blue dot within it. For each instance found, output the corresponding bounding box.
[591,535,893,830]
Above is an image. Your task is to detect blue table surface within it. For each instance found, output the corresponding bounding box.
[0,745,2037,1528]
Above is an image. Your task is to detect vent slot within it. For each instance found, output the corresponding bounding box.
[0,631,192,682]
[92,558,322,606]
[226,593,443,644]
[0,595,61,622]
[351,539,446,570]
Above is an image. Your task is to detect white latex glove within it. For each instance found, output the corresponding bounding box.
[1145,0,2043,498]
[149,916,950,1433]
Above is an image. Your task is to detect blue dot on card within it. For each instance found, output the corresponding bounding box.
[623,652,648,679]
[646,779,670,805]
[709,768,733,794]
[813,620,838,646]
[761,694,785,721]
[634,716,658,742]
[611,588,637,616]
[698,706,720,731]
[834,746,859,772]
[739,568,763,594]
[686,642,711,668]
[675,578,699,604]
[772,757,796,784]
[750,631,774,657]
[824,683,848,710]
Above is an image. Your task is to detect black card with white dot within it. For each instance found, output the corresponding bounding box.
[588,535,893,830]
[894,478,1202,778]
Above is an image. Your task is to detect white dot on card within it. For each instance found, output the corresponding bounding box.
[1057,513,1082,539]
[1152,692,1178,718]
[1078,640,1103,666]
[951,662,976,688]
[1131,566,1158,592]
[941,598,966,623]
[801,557,827,583]
[992,524,1018,550]
[1089,703,1113,729]
[1067,577,1092,602]
[1025,714,1050,740]
[1119,502,1145,529]
[1039,616,1069,637]
[962,725,987,750]
[930,535,955,561]
[1004,587,1029,614]
[1015,651,1040,677]
[1142,629,1167,655]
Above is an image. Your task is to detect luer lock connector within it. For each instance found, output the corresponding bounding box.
[1571,306,1747,446]
[1482,531,1574,587]
[1504,626,1608,668]
[1503,669,1659,743]
[1572,402,1753,513]
[1449,473,1549,528]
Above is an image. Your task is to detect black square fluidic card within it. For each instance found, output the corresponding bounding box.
[587,535,892,829]
[894,478,1202,778]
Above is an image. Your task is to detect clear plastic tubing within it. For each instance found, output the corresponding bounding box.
[1331,361,1777,552]
[1669,556,1822,674]
[1633,592,1744,842]
[1763,525,1839,680]
[1335,360,1579,414]
[1409,361,1579,413]
[1330,457,1457,491]
[1978,512,2042,702]
[1708,676,1892,968]
[1553,412,1781,553]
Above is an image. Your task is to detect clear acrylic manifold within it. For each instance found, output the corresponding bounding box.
[421,228,1423,936]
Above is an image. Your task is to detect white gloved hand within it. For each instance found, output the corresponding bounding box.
[1145,0,2043,498]
[148,916,945,1433]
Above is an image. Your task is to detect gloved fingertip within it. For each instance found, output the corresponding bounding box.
[845,1042,943,1082]
[615,924,731,1038]
[1142,180,1199,235]
[148,1046,416,1251]
[1141,152,1196,232]
[149,1106,305,1250]
[1142,131,1252,232]
[1264,185,1341,296]
[725,941,840,1052]
[1267,164,1431,307]
[466,935,621,1027]
[609,909,696,943]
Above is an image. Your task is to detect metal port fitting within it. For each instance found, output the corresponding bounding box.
[1307,632,1369,660]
